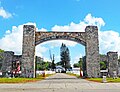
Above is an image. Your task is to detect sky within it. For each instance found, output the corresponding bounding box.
[0,0,120,66]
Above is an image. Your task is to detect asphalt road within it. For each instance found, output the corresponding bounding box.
[0,73,120,92]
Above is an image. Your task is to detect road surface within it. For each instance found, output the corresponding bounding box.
[0,73,120,92]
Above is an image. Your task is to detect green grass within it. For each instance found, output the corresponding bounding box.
[86,78,120,83]
[66,72,120,83]
[0,74,54,83]
[0,78,41,83]
[86,78,102,82]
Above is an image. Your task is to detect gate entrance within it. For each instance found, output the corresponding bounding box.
[21,25,100,78]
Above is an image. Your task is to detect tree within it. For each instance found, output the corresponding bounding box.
[73,58,83,69]
[36,61,52,70]
[51,54,55,70]
[73,58,83,77]
[0,49,4,53]
[36,57,44,70]
[73,63,79,68]
[78,58,83,70]
[60,43,65,67]
[56,61,62,66]
[100,61,107,70]
[49,50,55,70]
[0,49,4,59]
[36,56,52,70]
[60,43,71,70]
[65,47,71,68]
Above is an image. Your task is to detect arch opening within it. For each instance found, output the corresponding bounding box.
[35,40,85,77]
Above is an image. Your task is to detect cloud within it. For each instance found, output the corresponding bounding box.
[0,22,45,55]
[51,22,86,32]
[40,40,77,49]
[49,13,120,57]
[37,28,47,32]
[71,54,82,67]
[36,45,48,57]
[52,13,105,32]
[43,58,51,62]
[99,30,120,55]
[84,14,105,28]
[1,13,120,65]
[5,30,11,34]
[0,14,106,56]
[50,13,105,47]
[0,7,12,18]
[0,22,50,56]
[0,25,23,54]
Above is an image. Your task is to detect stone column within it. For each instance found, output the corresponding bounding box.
[107,52,118,77]
[1,51,14,73]
[21,25,36,78]
[85,26,100,78]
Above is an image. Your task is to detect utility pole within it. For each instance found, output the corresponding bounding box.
[49,50,55,71]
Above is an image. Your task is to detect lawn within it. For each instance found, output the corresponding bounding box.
[86,78,120,83]
[0,78,41,83]
[0,74,54,83]
[66,72,120,83]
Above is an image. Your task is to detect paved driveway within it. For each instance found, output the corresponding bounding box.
[0,73,120,92]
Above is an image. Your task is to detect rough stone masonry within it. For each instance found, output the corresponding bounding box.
[0,26,118,78]
[21,25,100,78]
[85,26,100,78]
[21,25,36,78]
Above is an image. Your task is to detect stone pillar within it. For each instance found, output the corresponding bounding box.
[85,26,100,78]
[1,51,14,73]
[107,52,118,77]
[21,25,36,78]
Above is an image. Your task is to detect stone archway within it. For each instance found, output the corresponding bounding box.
[21,25,100,78]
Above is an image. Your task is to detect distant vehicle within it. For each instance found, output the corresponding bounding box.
[55,66,66,73]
